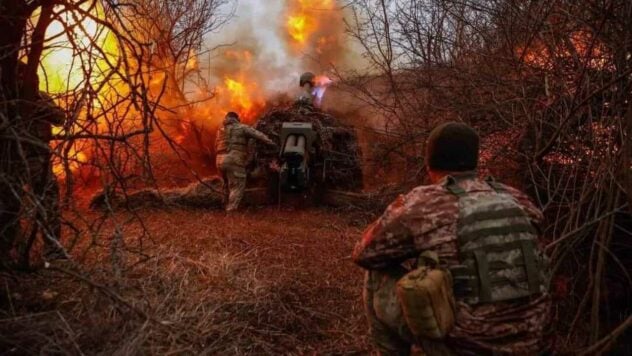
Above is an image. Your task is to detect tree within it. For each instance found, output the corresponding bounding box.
[0,0,230,268]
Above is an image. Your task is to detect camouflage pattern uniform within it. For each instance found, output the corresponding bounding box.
[296,85,315,107]
[215,116,275,211]
[26,92,67,259]
[353,173,551,355]
[296,72,315,107]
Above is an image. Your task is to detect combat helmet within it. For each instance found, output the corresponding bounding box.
[299,72,315,87]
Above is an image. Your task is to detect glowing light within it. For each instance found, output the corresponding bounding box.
[38,6,117,94]
[312,75,333,106]
[286,0,335,49]
[288,16,309,43]
[34,4,120,178]
[225,78,253,112]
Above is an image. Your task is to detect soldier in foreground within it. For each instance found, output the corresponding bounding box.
[215,111,276,212]
[353,122,551,355]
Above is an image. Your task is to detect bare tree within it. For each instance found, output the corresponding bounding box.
[0,0,231,268]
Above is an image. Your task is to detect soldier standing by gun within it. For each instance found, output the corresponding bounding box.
[215,111,276,212]
[353,122,551,355]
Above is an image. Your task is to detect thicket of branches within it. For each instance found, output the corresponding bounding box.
[0,0,229,267]
[342,0,631,352]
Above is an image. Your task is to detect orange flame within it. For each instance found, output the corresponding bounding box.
[36,5,119,179]
[286,0,336,51]
[517,30,609,70]
[223,77,263,120]
[197,50,265,124]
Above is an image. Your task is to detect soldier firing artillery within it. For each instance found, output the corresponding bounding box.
[215,111,276,212]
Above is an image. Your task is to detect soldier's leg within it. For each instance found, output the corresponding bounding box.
[364,268,414,355]
[40,168,67,260]
[0,182,22,267]
[226,169,247,212]
[220,170,229,206]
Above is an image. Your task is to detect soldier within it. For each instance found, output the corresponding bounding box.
[353,122,551,355]
[0,62,69,265]
[296,72,316,107]
[215,111,276,211]
[26,90,69,261]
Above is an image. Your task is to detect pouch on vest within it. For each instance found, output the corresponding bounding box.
[396,251,456,340]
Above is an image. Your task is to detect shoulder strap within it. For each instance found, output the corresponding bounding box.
[484,176,505,193]
[445,176,466,196]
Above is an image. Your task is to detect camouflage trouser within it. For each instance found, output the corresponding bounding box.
[1,154,64,264]
[0,180,22,266]
[28,156,63,257]
[216,153,247,212]
[364,269,457,356]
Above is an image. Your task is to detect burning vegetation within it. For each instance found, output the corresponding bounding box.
[1,0,631,354]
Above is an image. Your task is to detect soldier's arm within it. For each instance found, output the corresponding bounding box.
[244,126,275,146]
[352,194,418,270]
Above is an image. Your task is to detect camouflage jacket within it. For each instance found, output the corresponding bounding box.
[353,174,551,354]
[24,91,66,157]
[216,119,274,167]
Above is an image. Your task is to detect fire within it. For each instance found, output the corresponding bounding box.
[51,146,88,177]
[217,77,264,122]
[225,78,253,112]
[194,50,264,124]
[288,16,308,43]
[34,0,349,185]
[286,0,336,51]
[35,5,119,179]
[517,30,609,70]
[312,75,333,106]
[38,6,117,94]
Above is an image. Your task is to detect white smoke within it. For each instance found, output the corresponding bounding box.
[202,0,304,96]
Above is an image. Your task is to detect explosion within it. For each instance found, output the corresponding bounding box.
[285,0,342,57]
[39,0,347,184]
[36,4,119,178]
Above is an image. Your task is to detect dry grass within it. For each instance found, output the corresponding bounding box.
[0,207,372,355]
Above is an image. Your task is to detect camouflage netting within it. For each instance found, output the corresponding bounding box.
[90,177,224,210]
[253,104,363,191]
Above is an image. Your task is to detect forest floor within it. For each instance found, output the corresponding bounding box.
[0,206,375,355]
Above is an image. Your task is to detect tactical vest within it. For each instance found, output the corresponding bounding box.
[447,177,547,305]
[216,124,247,154]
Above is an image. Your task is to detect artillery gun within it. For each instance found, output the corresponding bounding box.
[249,103,364,205]
[90,103,373,210]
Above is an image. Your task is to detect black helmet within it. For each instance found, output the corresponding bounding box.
[299,72,315,87]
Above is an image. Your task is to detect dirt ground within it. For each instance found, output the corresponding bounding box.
[0,206,375,355]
